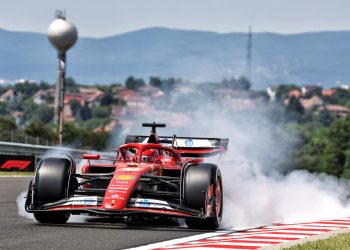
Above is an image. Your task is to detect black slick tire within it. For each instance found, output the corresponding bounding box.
[183,163,223,230]
[33,157,72,224]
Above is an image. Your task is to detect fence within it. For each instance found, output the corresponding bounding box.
[0,130,53,146]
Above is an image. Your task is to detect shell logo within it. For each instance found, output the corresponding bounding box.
[115,175,135,181]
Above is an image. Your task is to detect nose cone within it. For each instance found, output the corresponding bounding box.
[48,18,78,52]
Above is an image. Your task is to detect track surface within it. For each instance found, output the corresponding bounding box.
[0,177,203,250]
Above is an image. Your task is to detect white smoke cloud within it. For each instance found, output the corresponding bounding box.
[16,191,34,220]
[17,84,350,228]
[118,83,350,228]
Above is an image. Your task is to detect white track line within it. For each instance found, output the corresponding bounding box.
[125,231,228,250]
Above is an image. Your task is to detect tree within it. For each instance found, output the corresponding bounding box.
[0,102,9,115]
[20,100,54,125]
[62,122,82,144]
[317,108,335,127]
[125,76,145,90]
[290,116,350,178]
[100,94,114,106]
[161,78,178,92]
[0,116,17,131]
[286,96,304,122]
[91,106,110,119]
[80,130,110,150]
[149,76,162,88]
[324,88,350,106]
[14,81,39,98]
[222,76,251,90]
[39,81,51,90]
[275,84,301,102]
[79,102,92,121]
[65,77,79,92]
[69,100,82,117]
[24,121,54,142]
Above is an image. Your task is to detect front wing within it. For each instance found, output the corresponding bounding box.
[25,195,203,218]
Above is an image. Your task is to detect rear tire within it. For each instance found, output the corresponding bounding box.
[183,163,223,230]
[33,157,73,224]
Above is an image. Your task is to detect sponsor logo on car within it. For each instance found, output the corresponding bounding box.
[137,199,150,207]
[109,185,129,190]
[115,180,130,185]
[83,197,97,205]
[185,139,194,147]
[115,175,135,181]
[116,168,140,172]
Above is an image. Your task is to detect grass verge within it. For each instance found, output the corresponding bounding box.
[0,171,34,176]
[285,232,350,250]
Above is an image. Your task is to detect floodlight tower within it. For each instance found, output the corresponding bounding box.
[48,10,78,145]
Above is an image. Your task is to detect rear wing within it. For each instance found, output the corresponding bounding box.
[125,135,229,157]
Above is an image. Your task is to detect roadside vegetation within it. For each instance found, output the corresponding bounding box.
[0,171,34,176]
[285,232,350,250]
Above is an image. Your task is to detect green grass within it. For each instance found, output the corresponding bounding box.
[0,171,34,176]
[285,232,350,250]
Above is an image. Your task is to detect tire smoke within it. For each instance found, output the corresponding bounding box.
[114,85,350,228]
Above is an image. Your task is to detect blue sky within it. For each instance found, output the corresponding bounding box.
[1,0,349,37]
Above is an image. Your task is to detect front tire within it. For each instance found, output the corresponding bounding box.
[183,163,223,230]
[34,212,70,224]
[33,157,73,224]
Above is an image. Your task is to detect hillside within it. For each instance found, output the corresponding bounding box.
[1,27,350,88]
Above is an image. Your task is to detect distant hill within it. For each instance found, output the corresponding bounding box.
[1,27,350,88]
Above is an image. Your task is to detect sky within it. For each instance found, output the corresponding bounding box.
[0,0,350,38]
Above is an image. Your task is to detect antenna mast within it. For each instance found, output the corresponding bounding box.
[246,25,253,85]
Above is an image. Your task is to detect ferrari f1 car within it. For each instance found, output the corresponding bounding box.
[25,122,228,229]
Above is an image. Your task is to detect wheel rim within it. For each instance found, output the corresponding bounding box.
[215,178,222,219]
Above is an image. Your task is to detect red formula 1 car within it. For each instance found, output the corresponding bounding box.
[25,122,228,229]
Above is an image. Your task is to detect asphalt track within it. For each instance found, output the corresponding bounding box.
[0,177,204,250]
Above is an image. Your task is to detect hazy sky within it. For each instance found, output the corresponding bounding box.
[1,0,349,37]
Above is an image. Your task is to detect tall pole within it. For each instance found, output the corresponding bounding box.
[48,11,78,145]
[246,25,253,85]
[55,52,66,145]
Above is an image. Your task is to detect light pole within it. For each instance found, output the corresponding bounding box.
[48,10,78,145]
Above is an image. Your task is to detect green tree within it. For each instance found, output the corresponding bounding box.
[14,81,39,97]
[62,122,82,144]
[65,77,80,92]
[100,94,114,106]
[39,81,51,90]
[325,88,350,106]
[291,116,350,178]
[125,76,145,90]
[69,100,82,117]
[20,100,54,125]
[149,76,162,88]
[79,102,92,121]
[0,116,17,131]
[80,130,110,150]
[24,121,54,142]
[91,106,110,119]
[0,116,17,141]
[275,84,301,102]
